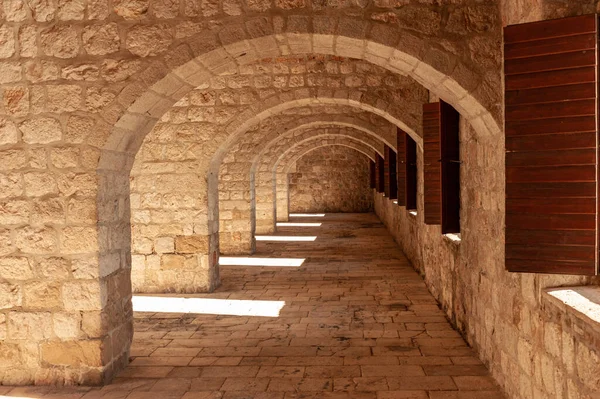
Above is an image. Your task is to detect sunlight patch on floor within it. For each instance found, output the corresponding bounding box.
[132,296,286,317]
[255,236,317,242]
[219,257,306,267]
[277,222,322,227]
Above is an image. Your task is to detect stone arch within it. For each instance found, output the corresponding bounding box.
[276,141,377,218]
[252,128,385,235]
[91,28,500,385]
[283,142,376,173]
[129,92,414,291]
[249,115,394,176]
[0,5,504,385]
[217,108,397,251]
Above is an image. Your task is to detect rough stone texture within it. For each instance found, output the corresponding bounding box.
[0,0,515,388]
[131,56,424,268]
[0,213,506,397]
[375,114,600,399]
[289,146,373,213]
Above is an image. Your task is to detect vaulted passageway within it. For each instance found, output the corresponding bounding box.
[0,213,504,398]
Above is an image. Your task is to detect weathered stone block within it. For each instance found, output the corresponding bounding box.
[63,280,107,311]
[83,23,120,55]
[154,237,175,254]
[14,226,58,254]
[41,339,104,367]
[20,117,62,144]
[23,281,62,310]
[40,25,80,58]
[175,235,209,253]
[161,254,185,269]
[8,311,53,339]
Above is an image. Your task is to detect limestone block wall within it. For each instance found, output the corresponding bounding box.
[0,0,505,386]
[289,146,372,213]
[375,115,600,399]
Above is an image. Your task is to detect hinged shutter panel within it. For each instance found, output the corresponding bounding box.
[504,14,599,275]
[406,133,418,211]
[441,100,461,234]
[384,146,391,197]
[385,145,398,200]
[369,160,376,189]
[397,128,407,207]
[376,154,385,193]
[424,102,441,225]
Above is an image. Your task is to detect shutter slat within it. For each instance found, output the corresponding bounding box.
[506,198,596,214]
[507,182,597,198]
[505,33,596,59]
[504,14,599,276]
[505,66,596,90]
[506,131,596,150]
[506,229,596,246]
[507,244,596,262]
[506,259,595,276]
[506,149,596,167]
[504,14,597,43]
[505,50,596,75]
[506,83,595,106]
[506,213,596,230]
[506,116,596,137]
[505,99,596,121]
[506,165,596,183]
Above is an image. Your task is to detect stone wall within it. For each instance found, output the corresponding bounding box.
[289,146,373,214]
[0,0,505,386]
[375,113,600,399]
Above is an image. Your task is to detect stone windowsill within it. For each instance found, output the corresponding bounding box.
[543,286,600,338]
[443,233,461,245]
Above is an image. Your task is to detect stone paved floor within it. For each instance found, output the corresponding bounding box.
[1,213,505,399]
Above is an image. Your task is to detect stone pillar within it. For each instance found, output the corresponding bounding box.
[0,155,132,385]
[255,170,277,234]
[276,172,290,222]
[129,153,220,293]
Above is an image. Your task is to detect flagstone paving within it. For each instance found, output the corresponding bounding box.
[2,213,505,399]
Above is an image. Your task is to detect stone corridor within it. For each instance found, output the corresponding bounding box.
[1,214,503,399]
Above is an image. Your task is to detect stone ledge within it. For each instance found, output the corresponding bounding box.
[543,286,600,348]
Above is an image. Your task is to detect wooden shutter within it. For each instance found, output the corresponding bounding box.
[406,133,418,211]
[376,154,385,193]
[397,128,407,206]
[504,14,599,275]
[385,145,398,200]
[369,160,376,189]
[423,102,441,225]
[383,146,391,197]
[441,100,460,234]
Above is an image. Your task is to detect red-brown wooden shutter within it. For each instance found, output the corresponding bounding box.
[369,160,376,189]
[406,133,418,211]
[424,102,441,225]
[376,154,385,193]
[441,100,460,234]
[383,146,391,197]
[397,128,407,206]
[504,14,599,275]
[385,145,398,200]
